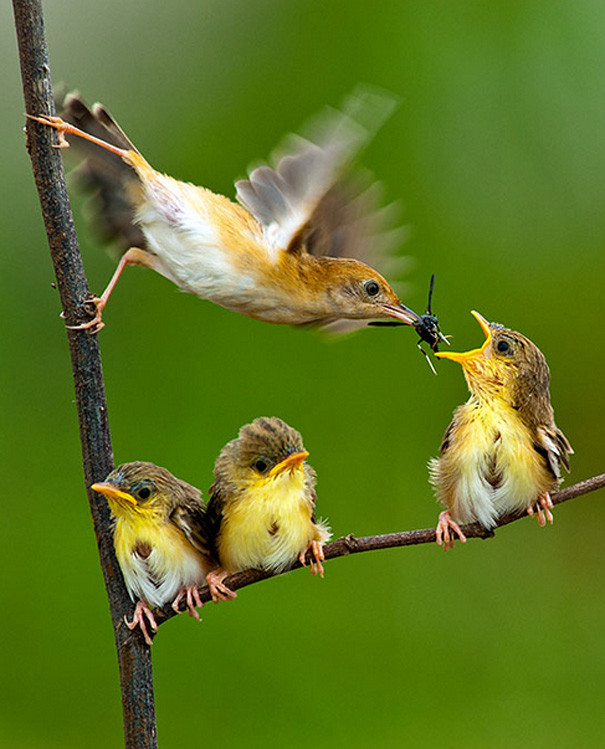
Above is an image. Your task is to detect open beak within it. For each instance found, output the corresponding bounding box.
[435,310,492,365]
[91,482,137,508]
[381,303,422,327]
[268,451,309,478]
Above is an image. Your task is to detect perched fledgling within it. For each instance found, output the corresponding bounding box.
[202,417,331,602]
[27,89,439,342]
[92,462,227,645]
[429,311,572,550]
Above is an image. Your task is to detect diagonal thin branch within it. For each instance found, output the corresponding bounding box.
[11,2,157,747]
[155,472,605,627]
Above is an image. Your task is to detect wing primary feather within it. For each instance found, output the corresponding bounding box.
[235,86,399,262]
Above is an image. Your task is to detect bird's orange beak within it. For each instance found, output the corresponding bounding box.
[268,451,309,477]
[91,482,137,508]
[435,310,492,366]
[381,302,422,326]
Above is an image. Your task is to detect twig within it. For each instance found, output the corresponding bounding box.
[156,472,605,627]
[11,2,157,747]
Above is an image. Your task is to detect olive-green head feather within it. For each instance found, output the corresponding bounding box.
[92,461,202,519]
[211,417,316,498]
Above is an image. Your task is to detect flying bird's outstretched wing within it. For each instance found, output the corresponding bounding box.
[235,87,404,277]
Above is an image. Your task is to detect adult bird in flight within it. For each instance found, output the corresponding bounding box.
[28,88,437,342]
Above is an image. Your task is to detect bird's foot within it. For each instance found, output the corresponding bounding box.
[526,492,554,527]
[299,540,326,577]
[61,296,106,334]
[60,250,139,333]
[26,113,129,158]
[435,510,467,551]
[124,600,158,646]
[26,114,72,148]
[205,568,237,604]
[171,586,203,621]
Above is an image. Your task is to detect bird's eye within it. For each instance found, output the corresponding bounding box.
[496,340,511,354]
[364,280,380,297]
[254,459,269,473]
[137,487,151,500]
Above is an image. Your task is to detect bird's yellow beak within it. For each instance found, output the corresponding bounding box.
[268,451,309,478]
[91,482,137,508]
[435,310,492,366]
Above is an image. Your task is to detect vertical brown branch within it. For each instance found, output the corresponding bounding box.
[11,1,157,746]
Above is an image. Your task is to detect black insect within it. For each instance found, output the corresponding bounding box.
[414,274,450,373]
[415,274,449,351]
[369,274,449,372]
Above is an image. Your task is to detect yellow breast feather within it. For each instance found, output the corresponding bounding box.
[432,399,553,528]
[114,515,206,608]
[217,470,326,574]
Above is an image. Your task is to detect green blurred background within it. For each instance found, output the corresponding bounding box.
[2,1,604,747]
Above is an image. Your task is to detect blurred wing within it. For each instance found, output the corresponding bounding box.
[235,86,401,272]
[301,175,407,275]
[535,425,573,479]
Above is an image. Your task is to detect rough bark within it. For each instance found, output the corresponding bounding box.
[12,1,157,746]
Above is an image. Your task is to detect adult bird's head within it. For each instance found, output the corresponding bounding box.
[435,310,551,412]
[211,417,314,499]
[305,257,422,327]
[92,461,199,521]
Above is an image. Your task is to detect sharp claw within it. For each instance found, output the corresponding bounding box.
[303,542,326,578]
[60,296,106,334]
[170,587,204,620]
[435,511,466,551]
[192,586,203,609]
[186,587,202,620]
[66,318,105,333]
[206,569,237,604]
[528,494,555,527]
[124,601,157,646]
[171,593,183,615]
[25,114,72,148]
[124,614,153,647]
[26,113,128,158]
[187,605,201,620]
[145,612,158,632]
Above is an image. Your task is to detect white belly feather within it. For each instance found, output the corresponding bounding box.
[119,545,206,609]
[114,516,207,609]
[431,407,551,529]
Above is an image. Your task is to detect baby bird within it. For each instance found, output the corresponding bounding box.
[430,311,572,550]
[202,417,331,602]
[27,89,432,338]
[92,462,223,645]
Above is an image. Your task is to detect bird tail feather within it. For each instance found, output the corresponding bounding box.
[57,91,146,252]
